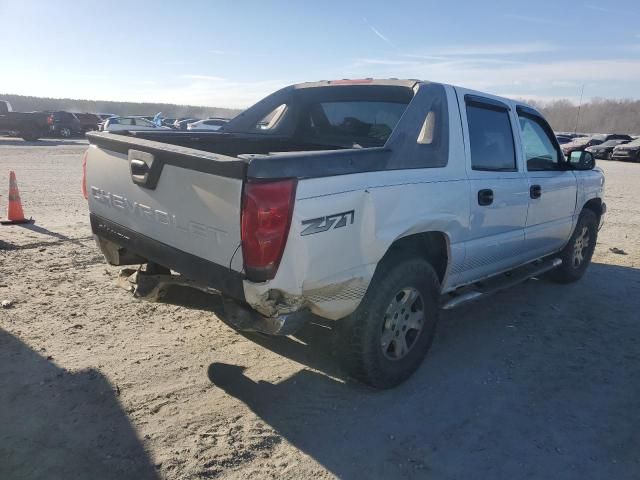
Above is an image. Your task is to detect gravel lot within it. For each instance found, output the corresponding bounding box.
[1,137,639,480]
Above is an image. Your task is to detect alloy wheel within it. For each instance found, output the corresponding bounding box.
[572,226,590,268]
[380,287,425,360]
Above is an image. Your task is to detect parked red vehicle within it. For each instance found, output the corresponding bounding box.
[74,113,102,133]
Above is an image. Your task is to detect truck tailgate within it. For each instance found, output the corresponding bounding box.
[86,133,247,288]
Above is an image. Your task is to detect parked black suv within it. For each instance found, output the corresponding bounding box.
[45,111,82,137]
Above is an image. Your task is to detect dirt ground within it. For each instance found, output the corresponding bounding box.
[1,136,639,480]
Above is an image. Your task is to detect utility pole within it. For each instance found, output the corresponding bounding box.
[573,84,585,134]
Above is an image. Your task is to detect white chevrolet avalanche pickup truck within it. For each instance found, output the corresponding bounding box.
[83,79,605,388]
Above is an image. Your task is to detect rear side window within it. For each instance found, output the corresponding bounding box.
[299,101,408,147]
[466,103,516,171]
[257,104,287,131]
[417,111,436,145]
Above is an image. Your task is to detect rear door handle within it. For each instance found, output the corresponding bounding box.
[530,184,542,199]
[478,189,494,206]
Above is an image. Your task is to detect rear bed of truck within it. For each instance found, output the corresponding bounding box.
[85,79,417,309]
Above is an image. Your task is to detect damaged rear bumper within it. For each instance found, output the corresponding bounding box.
[116,268,311,336]
[221,297,311,336]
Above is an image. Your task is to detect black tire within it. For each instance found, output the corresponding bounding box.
[20,130,39,142]
[548,209,598,284]
[334,254,440,389]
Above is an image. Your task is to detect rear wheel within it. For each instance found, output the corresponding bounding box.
[59,127,71,138]
[334,254,440,388]
[548,209,598,283]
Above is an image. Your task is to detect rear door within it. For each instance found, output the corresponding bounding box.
[516,106,577,258]
[456,90,530,284]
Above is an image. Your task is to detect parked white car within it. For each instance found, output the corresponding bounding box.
[186,118,228,131]
[103,116,171,132]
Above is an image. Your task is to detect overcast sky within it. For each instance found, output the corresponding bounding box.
[1,0,639,108]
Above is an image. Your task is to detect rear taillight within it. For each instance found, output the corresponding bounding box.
[47,115,54,125]
[241,179,297,282]
[81,149,89,199]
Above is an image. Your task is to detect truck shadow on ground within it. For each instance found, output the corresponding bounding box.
[160,285,343,377]
[206,262,640,480]
[0,329,159,480]
[0,224,92,251]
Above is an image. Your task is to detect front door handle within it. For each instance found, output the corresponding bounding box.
[530,184,542,199]
[478,189,494,206]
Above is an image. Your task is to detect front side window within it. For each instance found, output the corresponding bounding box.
[466,103,516,171]
[518,114,562,170]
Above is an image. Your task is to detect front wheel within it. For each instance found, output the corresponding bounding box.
[59,127,71,138]
[548,209,598,283]
[334,254,440,388]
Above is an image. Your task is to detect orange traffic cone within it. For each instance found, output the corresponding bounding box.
[1,171,33,225]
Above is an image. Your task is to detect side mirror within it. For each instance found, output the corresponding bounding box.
[568,150,595,170]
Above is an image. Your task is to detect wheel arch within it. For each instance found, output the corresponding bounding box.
[582,197,603,221]
[379,231,450,287]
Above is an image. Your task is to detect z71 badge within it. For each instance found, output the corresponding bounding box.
[301,210,355,236]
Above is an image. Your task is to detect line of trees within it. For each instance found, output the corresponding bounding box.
[0,94,242,119]
[525,98,640,135]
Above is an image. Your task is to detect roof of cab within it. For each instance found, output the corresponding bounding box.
[291,78,420,89]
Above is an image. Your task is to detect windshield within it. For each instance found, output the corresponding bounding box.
[135,118,156,127]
